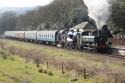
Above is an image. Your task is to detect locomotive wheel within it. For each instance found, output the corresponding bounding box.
[93,47,98,53]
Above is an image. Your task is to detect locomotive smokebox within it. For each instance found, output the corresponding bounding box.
[100,25,113,38]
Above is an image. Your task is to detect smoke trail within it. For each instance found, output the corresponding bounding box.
[83,0,115,28]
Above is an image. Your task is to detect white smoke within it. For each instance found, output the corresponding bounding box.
[83,0,115,28]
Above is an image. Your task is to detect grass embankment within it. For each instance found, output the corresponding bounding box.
[0,39,125,83]
[0,55,73,83]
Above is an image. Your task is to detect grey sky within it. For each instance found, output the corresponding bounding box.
[0,0,54,7]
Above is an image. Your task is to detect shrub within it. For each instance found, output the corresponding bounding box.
[44,70,47,74]
[0,41,5,50]
[2,55,7,60]
[48,71,53,76]
[70,78,78,82]
[38,69,43,73]
[9,56,15,61]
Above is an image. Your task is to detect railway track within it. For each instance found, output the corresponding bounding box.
[93,52,125,60]
[33,40,125,60]
[43,43,125,61]
[110,54,125,60]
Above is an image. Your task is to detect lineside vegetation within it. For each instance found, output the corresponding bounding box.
[0,39,125,82]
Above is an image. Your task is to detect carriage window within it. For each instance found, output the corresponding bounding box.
[39,34,41,37]
[51,34,53,38]
[50,34,51,38]
[49,34,50,38]
[52,35,54,38]
[48,34,49,38]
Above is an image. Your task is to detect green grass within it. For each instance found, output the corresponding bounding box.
[0,55,71,83]
[0,54,97,83]
[0,47,94,83]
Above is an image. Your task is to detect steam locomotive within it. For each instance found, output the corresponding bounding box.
[4,25,113,53]
[58,25,113,52]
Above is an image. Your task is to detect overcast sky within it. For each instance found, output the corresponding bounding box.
[0,0,54,7]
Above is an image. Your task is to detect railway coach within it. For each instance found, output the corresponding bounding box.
[4,30,60,44]
[24,31,37,42]
[4,31,25,40]
[37,31,59,44]
[4,31,17,39]
[15,31,25,40]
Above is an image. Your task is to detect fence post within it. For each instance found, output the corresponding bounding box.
[47,61,49,69]
[114,74,117,83]
[83,68,86,79]
[61,65,65,74]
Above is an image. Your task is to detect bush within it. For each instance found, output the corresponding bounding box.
[44,70,47,74]
[38,69,43,73]
[2,55,7,60]
[48,71,53,76]
[0,41,5,50]
[9,57,15,61]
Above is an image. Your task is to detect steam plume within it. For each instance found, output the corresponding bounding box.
[83,0,115,28]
